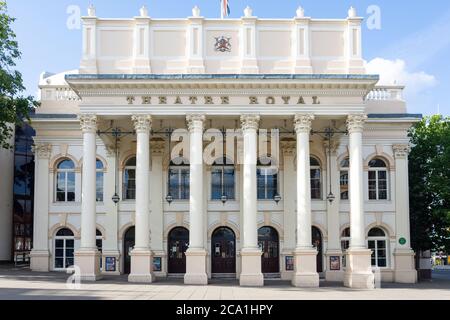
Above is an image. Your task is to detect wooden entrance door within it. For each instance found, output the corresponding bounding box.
[123,227,135,274]
[258,227,280,273]
[168,227,189,274]
[211,227,236,274]
[312,226,323,273]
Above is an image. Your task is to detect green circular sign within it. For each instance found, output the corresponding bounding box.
[399,237,407,245]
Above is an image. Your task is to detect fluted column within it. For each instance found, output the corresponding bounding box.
[75,114,102,281]
[393,144,417,283]
[128,114,154,283]
[30,143,52,272]
[184,114,208,285]
[344,114,374,289]
[239,114,264,286]
[292,114,319,287]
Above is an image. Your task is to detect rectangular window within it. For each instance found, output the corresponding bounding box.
[123,169,136,200]
[96,172,104,202]
[340,171,349,200]
[257,169,278,200]
[169,168,190,200]
[310,169,321,200]
[211,168,235,200]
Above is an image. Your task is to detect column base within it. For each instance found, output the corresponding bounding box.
[128,249,154,283]
[30,250,50,272]
[394,249,418,284]
[291,249,319,288]
[239,248,264,287]
[324,250,344,282]
[74,249,102,281]
[184,248,208,285]
[344,249,374,289]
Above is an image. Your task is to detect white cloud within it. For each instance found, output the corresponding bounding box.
[365,58,437,94]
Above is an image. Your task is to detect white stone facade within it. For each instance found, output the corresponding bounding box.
[30,6,418,288]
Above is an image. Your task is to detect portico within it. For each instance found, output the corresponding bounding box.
[30,6,418,289]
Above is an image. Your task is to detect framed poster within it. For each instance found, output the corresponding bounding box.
[153,257,162,272]
[105,257,116,272]
[330,256,340,271]
[285,256,294,271]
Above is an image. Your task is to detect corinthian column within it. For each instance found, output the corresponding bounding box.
[392,144,417,283]
[75,114,102,281]
[239,114,264,287]
[292,114,319,288]
[30,143,52,272]
[128,114,154,283]
[344,114,374,289]
[184,114,208,285]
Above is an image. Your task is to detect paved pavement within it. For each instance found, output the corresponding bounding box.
[0,265,449,300]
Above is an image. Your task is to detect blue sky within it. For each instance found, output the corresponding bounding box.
[7,0,450,116]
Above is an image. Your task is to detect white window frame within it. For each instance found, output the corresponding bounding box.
[368,160,389,201]
[55,160,75,203]
[53,231,75,271]
[211,162,236,201]
[123,157,136,201]
[310,157,322,200]
[96,159,104,202]
[368,230,389,268]
[257,167,278,200]
[339,158,349,201]
[169,163,190,201]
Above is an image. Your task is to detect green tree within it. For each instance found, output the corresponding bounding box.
[0,1,37,149]
[409,115,450,255]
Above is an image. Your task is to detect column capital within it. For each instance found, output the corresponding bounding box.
[186,114,206,132]
[294,114,314,133]
[132,114,152,133]
[346,114,367,133]
[78,114,97,133]
[393,144,410,159]
[281,140,296,156]
[32,143,52,159]
[240,114,260,131]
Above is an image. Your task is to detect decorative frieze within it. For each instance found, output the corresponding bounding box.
[393,144,410,159]
[346,114,367,133]
[132,114,152,133]
[240,114,260,131]
[78,114,97,133]
[151,140,166,156]
[32,143,52,159]
[294,114,315,133]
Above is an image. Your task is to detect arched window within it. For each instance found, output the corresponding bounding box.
[54,228,74,270]
[168,158,190,200]
[123,157,136,200]
[211,157,235,201]
[96,160,104,202]
[310,157,321,200]
[257,157,278,200]
[340,158,350,200]
[368,158,388,200]
[368,227,388,267]
[55,159,75,202]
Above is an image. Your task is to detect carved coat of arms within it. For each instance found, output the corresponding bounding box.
[214,36,232,52]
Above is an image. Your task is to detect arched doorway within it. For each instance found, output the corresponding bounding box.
[211,227,236,274]
[312,226,323,273]
[123,227,135,274]
[258,226,280,273]
[168,227,189,274]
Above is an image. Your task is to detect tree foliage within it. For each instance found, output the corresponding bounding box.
[409,115,450,254]
[0,1,37,149]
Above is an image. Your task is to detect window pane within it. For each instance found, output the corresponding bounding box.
[211,169,222,200]
[169,169,179,199]
[378,171,387,180]
[55,258,64,269]
[223,168,235,199]
[96,172,104,202]
[58,160,75,169]
[180,169,190,200]
[257,169,266,199]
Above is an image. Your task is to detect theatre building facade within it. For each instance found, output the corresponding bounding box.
[30,6,419,288]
